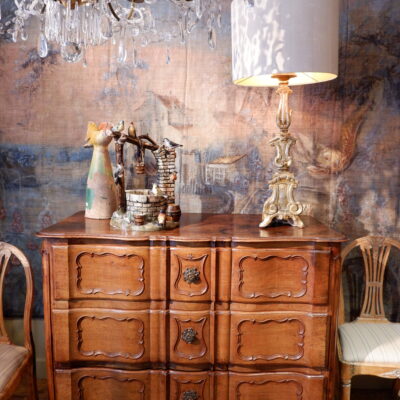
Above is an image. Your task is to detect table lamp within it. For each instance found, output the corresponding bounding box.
[231,0,339,228]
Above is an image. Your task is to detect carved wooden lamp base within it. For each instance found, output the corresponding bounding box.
[259,171,304,228]
[259,75,304,229]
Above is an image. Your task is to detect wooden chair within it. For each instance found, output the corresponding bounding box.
[338,236,400,400]
[0,242,37,400]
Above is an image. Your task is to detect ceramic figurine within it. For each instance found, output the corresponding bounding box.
[84,122,117,219]
[152,183,164,196]
[157,210,166,227]
[108,120,182,231]
[163,137,183,150]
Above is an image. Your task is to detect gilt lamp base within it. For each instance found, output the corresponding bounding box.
[259,77,305,229]
[259,172,304,228]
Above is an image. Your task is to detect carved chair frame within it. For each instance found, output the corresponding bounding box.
[0,242,37,400]
[338,236,400,400]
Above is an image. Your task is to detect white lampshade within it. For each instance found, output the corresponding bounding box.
[231,0,340,86]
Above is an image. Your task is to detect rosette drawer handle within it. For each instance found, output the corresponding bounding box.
[182,390,199,400]
[183,267,200,284]
[181,327,197,344]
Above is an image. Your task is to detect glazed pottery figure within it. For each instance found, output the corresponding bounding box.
[84,122,117,219]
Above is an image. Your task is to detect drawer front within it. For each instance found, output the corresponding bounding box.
[55,245,150,301]
[54,369,325,399]
[170,248,211,301]
[169,371,211,400]
[54,368,166,400]
[52,310,154,365]
[169,311,211,365]
[230,312,328,368]
[231,248,330,304]
[227,372,325,400]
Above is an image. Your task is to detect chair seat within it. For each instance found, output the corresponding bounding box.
[0,343,29,392]
[339,322,400,363]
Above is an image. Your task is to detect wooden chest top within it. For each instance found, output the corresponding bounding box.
[38,212,345,243]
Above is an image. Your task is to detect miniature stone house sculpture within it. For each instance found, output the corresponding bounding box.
[154,146,178,204]
[109,121,182,231]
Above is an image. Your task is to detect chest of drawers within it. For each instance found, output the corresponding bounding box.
[38,213,345,400]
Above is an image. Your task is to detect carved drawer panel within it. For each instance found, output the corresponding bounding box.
[231,248,330,304]
[169,311,211,365]
[53,244,150,301]
[71,245,149,301]
[169,371,211,400]
[227,372,325,400]
[229,312,328,367]
[170,248,211,301]
[54,368,166,400]
[52,310,152,365]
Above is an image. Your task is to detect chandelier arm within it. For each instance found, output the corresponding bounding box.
[107,1,139,22]
[107,3,121,22]
[127,1,135,20]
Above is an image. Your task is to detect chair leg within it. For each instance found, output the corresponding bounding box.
[27,360,38,400]
[341,380,351,400]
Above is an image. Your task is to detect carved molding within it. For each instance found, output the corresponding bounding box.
[77,375,145,400]
[173,317,207,360]
[172,377,206,400]
[359,238,391,319]
[76,315,145,360]
[238,255,309,299]
[236,318,305,361]
[76,251,145,297]
[235,379,303,400]
[174,253,209,297]
[380,369,400,379]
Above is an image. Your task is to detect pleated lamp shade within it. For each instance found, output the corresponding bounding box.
[231,0,340,86]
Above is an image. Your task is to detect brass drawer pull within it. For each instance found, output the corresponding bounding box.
[181,328,197,344]
[183,267,200,284]
[182,390,199,400]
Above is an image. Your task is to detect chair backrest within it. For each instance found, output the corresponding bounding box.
[0,242,34,352]
[340,236,400,324]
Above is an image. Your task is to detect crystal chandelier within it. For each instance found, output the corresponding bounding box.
[0,0,222,64]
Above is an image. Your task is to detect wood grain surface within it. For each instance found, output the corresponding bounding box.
[38,212,345,243]
[40,213,345,399]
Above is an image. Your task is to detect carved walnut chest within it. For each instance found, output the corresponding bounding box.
[38,212,345,399]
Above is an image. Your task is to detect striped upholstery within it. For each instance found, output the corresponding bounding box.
[0,343,28,393]
[339,322,400,363]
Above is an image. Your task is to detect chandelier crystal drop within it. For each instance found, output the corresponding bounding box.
[0,0,222,64]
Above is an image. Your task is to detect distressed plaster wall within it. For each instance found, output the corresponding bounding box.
[0,0,399,321]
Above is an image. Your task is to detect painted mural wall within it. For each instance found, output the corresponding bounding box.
[0,0,399,318]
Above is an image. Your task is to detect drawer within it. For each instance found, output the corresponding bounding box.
[54,369,325,399]
[54,368,166,399]
[231,248,331,304]
[53,244,150,301]
[52,309,160,365]
[169,311,211,366]
[229,312,328,368]
[227,371,325,400]
[169,371,211,400]
[170,248,211,301]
